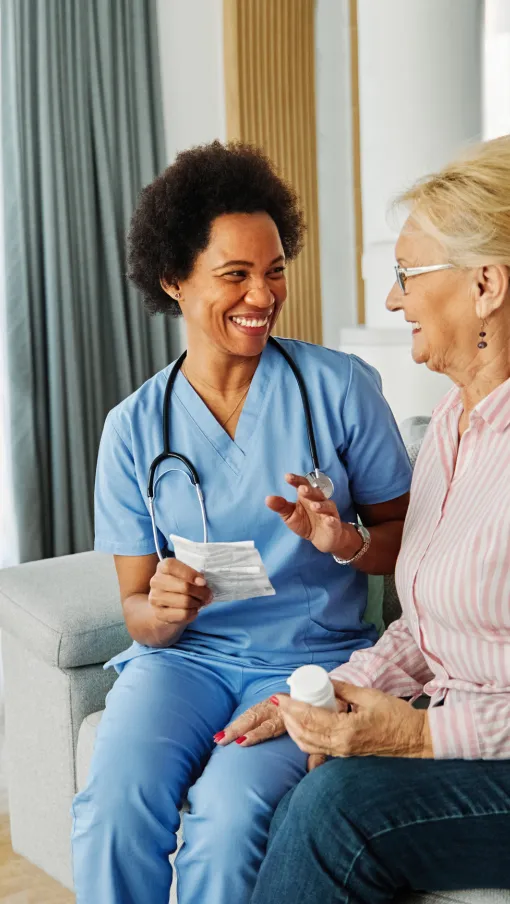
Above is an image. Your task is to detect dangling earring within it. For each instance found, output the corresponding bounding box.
[477,320,488,349]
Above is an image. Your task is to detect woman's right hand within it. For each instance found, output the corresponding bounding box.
[215,693,350,772]
[148,558,213,629]
[214,698,287,748]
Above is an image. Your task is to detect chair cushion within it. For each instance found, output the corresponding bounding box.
[77,711,103,791]
[399,893,510,903]
[365,573,385,636]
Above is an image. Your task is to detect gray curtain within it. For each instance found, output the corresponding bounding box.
[1,0,178,561]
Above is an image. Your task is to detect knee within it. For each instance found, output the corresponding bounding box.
[187,778,259,850]
[73,751,180,842]
[186,763,280,857]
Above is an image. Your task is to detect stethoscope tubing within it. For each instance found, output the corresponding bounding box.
[147,337,325,558]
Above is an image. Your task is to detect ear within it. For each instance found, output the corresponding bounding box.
[160,276,181,302]
[473,265,509,320]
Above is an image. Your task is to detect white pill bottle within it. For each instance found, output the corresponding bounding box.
[286,664,337,711]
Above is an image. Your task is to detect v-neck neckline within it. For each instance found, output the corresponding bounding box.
[173,341,277,474]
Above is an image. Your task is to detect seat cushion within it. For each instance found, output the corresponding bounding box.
[77,711,103,791]
[399,894,510,903]
[76,714,510,904]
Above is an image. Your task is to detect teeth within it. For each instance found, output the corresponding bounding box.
[232,316,269,327]
[411,322,422,330]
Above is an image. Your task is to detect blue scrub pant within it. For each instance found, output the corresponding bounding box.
[71,649,310,904]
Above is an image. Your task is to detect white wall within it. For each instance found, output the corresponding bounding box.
[156,0,226,349]
[341,0,483,425]
[156,0,226,163]
[357,0,483,329]
[315,0,357,348]
[484,0,510,139]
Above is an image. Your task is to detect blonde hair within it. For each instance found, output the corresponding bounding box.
[396,135,510,268]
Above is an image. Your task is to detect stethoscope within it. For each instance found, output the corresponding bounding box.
[147,336,334,559]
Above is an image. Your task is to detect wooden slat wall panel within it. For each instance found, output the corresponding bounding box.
[349,0,365,324]
[224,0,323,344]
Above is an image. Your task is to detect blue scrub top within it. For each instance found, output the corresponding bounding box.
[95,339,411,669]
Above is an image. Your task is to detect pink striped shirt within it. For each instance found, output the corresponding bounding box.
[330,377,510,759]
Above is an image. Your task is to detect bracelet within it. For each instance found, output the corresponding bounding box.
[332,522,371,566]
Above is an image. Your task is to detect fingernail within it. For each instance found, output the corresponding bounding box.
[214,731,225,742]
[236,736,247,745]
[194,576,206,586]
[270,696,279,706]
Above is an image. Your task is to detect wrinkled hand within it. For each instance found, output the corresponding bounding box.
[273,682,433,759]
[214,693,348,772]
[213,698,287,748]
[266,474,349,555]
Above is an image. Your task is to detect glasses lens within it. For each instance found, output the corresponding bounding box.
[395,266,406,293]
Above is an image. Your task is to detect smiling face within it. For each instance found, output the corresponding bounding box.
[386,218,483,374]
[167,212,288,359]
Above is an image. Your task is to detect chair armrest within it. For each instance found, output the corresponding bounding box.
[0,552,130,668]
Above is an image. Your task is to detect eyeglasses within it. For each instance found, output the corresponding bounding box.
[394,263,454,294]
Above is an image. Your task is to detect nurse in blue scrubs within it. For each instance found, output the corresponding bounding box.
[71,141,412,904]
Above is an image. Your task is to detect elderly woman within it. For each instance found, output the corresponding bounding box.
[71,141,412,904]
[221,136,510,900]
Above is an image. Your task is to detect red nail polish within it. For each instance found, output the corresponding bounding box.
[236,736,247,745]
[214,731,225,741]
[270,696,280,706]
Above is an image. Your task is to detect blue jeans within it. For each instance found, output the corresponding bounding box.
[251,756,510,903]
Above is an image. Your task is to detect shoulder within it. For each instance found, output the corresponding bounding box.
[104,363,174,445]
[273,337,350,371]
[272,338,382,395]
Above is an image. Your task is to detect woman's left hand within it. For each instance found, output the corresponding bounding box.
[266,474,353,555]
[273,681,433,762]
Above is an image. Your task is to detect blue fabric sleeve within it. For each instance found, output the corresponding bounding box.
[94,412,159,556]
[340,355,412,506]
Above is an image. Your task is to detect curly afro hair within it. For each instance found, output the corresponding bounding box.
[127,140,306,316]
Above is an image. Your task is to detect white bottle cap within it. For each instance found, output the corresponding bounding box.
[286,665,334,707]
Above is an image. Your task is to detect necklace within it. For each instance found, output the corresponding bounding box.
[182,363,251,430]
[181,362,253,396]
[219,385,250,429]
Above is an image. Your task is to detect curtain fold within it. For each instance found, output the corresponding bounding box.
[1,0,176,561]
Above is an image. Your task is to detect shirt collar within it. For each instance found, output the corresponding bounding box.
[432,385,461,422]
[432,377,510,433]
[475,376,510,433]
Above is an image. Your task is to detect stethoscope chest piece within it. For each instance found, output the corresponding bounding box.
[305,471,334,500]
